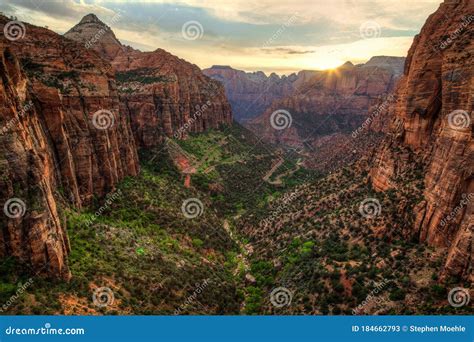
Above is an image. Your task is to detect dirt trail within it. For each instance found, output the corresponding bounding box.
[264,158,302,185]
[262,158,284,182]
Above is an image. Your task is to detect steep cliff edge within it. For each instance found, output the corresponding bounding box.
[0,16,140,278]
[0,45,70,279]
[65,14,233,148]
[370,0,473,281]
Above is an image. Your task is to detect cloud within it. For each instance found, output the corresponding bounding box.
[0,0,442,74]
[264,48,317,55]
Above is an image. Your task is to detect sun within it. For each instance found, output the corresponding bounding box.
[312,59,345,71]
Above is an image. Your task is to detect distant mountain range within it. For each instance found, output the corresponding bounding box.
[203,56,404,123]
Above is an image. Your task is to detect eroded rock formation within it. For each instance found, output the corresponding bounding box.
[246,57,404,147]
[203,65,298,122]
[0,15,140,278]
[65,14,233,148]
[370,0,473,281]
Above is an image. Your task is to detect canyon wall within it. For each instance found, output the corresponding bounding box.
[203,65,298,122]
[0,16,140,278]
[370,0,473,280]
[66,14,233,148]
[246,57,404,148]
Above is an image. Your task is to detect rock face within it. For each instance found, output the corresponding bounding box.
[0,45,70,279]
[370,0,473,280]
[246,57,404,147]
[64,13,123,61]
[203,65,298,122]
[0,16,140,278]
[66,15,233,148]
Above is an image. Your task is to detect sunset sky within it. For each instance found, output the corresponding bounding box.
[1,0,442,74]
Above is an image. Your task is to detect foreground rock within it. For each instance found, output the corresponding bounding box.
[0,16,140,278]
[370,0,473,281]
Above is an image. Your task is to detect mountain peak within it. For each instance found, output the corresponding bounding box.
[79,13,103,24]
[65,13,123,61]
[210,65,233,70]
[340,61,354,68]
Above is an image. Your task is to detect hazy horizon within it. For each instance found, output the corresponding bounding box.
[0,0,442,74]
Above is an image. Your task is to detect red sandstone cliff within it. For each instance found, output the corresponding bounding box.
[0,16,140,278]
[203,65,298,122]
[246,57,404,148]
[0,45,70,279]
[65,14,233,148]
[370,0,473,280]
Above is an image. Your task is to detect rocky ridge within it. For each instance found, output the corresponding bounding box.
[245,56,405,148]
[370,0,473,281]
[65,14,233,148]
[0,15,140,278]
[203,65,299,122]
